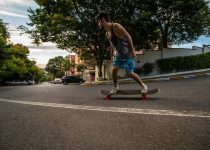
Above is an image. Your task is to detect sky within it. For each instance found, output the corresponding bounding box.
[0,0,70,68]
[0,0,210,68]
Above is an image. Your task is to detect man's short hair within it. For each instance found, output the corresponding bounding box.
[95,12,110,23]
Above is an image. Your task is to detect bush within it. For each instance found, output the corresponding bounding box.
[157,52,210,73]
[134,67,143,75]
[134,63,154,76]
[142,63,154,75]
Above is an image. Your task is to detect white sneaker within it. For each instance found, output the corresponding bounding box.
[110,86,119,94]
[141,83,148,94]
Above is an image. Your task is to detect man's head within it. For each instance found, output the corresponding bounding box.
[95,12,110,29]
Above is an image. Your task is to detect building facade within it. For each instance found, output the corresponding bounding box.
[65,53,84,76]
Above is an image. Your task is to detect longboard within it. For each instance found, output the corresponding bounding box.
[99,88,160,100]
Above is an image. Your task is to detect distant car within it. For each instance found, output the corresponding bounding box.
[19,80,29,85]
[5,80,29,86]
[49,80,54,84]
[5,80,20,86]
[53,78,62,84]
[62,76,85,85]
[27,80,35,85]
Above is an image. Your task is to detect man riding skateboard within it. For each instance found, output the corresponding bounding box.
[95,12,148,94]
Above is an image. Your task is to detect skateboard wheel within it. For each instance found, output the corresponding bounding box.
[105,95,111,100]
[142,93,147,100]
[142,96,147,100]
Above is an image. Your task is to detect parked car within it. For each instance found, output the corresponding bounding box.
[5,80,29,86]
[27,80,35,85]
[53,78,62,84]
[49,80,54,84]
[62,76,85,85]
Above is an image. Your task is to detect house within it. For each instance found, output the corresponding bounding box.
[65,53,84,76]
[66,53,96,82]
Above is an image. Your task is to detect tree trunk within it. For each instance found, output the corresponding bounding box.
[162,34,168,48]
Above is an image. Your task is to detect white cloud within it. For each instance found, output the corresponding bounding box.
[0,0,35,6]
[28,49,69,65]
[9,29,34,46]
[29,49,69,64]
[0,0,37,19]
[28,49,44,53]
[9,27,70,65]
[0,10,27,18]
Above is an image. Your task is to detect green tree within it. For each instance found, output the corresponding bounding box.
[139,0,210,48]
[19,0,210,80]
[1,56,28,80]
[0,41,30,82]
[76,64,87,74]
[45,56,65,77]
[62,56,76,74]
[0,19,46,84]
[1,44,41,82]
[0,19,10,64]
[10,44,29,59]
[19,0,128,79]
[0,19,9,39]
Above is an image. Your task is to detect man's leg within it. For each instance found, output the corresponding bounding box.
[127,72,146,88]
[112,66,119,88]
[109,66,120,94]
[112,56,121,89]
[125,58,148,92]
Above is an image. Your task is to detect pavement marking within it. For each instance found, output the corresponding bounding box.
[0,98,210,118]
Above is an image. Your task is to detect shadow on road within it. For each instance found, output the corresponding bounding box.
[99,97,161,101]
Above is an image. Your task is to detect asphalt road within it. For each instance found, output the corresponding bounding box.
[0,77,210,150]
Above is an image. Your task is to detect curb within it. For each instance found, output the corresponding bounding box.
[82,69,210,86]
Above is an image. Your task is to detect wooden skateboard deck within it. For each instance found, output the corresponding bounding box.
[99,88,160,100]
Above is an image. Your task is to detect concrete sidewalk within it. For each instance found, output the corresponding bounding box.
[82,68,210,86]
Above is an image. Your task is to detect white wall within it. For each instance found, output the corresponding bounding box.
[137,46,209,67]
[96,45,210,80]
[135,46,210,76]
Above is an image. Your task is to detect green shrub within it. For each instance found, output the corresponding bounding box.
[157,52,210,73]
[135,63,154,76]
[142,63,154,75]
[134,67,143,75]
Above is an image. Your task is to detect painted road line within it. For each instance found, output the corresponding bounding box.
[0,98,210,118]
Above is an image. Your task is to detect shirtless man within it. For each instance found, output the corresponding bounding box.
[95,12,147,94]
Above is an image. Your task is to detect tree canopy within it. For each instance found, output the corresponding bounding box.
[0,18,49,84]
[21,0,210,78]
[45,56,76,77]
[140,0,210,47]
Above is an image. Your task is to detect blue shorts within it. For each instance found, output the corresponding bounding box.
[113,56,135,73]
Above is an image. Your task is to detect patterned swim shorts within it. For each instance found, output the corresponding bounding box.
[113,56,135,73]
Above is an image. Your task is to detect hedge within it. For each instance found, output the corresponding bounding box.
[157,52,210,73]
